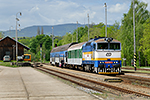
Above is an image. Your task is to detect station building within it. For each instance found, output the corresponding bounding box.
[0,36,30,60]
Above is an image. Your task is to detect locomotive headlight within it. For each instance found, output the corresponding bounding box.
[114,61,118,63]
[100,62,104,64]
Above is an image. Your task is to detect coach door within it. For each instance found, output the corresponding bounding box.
[65,52,68,63]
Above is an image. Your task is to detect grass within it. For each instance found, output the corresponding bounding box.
[92,92,102,95]
[0,60,22,67]
[0,62,18,67]
[41,60,50,63]
[0,60,49,68]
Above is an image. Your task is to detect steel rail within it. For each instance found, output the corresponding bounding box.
[118,75,150,82]
[36,66,150,97]
[35,67,105,93]
[117,75,150,87]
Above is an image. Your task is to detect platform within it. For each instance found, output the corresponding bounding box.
[0,66,98,100]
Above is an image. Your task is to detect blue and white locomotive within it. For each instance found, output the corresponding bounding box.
[50,37,121,74]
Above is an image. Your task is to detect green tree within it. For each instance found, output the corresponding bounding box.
[119,0,149,66]
[107,21,120,39]
[57,39,63,46]
[29,34,52,61]
[140,18,150,64]
[62,33,73,45]
[0,32,4,38]
[29,37,38,54]
[93,22,104,28]
[18,37,33,47]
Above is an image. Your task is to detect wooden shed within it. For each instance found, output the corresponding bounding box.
[0,36,30,60]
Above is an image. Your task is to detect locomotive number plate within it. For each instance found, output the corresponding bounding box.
[106,53,112,56]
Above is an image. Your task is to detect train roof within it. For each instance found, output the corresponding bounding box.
[51,42,78,53]
[68,42,86,51]
[95,38,120,43]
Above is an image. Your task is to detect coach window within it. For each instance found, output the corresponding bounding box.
[68,52,69,58]
[75,50,77,58]
[69,51,71,58]
[79,49,82,58]
[71,51,75,58]
[77,50,79,58]
[71,51,72,58]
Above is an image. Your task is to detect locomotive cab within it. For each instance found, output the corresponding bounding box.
[96,38,121,74]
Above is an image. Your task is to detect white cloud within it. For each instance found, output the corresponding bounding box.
[108,3,128,13]
[0,0,149,31]
[29,5,39,13]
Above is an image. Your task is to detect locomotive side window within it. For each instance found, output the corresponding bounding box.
[86,42,91,46]
[93,44,96,50]
[97,43,108,49]
[110,43,120,50]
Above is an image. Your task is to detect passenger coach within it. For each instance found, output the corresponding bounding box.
[67,42,86,69]
[50,43,77,67]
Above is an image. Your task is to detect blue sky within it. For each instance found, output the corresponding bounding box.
[0,0,150,31]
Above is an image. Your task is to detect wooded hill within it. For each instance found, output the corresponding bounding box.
[2,23,85,37]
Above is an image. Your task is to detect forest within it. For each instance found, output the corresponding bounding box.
[0,0,150,67]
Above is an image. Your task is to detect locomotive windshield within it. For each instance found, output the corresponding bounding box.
[110,43,120,50]
[97,43,120,50]
[97,43,108,49]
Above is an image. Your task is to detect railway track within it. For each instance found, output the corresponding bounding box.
[35,66,150,98]
[122,67,150,71]
[117,75,150,87]
[122,67,150,75]
[122,70,150,75]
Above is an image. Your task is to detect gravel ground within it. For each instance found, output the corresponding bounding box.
[125,73,150,78]
[42,65,150,100]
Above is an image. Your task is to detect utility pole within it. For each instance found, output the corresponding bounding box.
[76,21,78,42]
[87,13,89,41]
[104,3,107,37]
[16,12,21,63]
[52,26,54,49]
[40,43,42,63]
[12,45,15,60]
[133,0,136,71]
